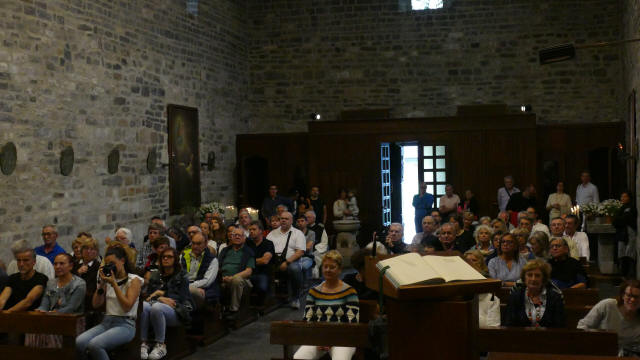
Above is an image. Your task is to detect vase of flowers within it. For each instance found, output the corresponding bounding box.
[198,202,225,221]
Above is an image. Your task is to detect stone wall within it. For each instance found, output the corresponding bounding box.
[248,0,622,132]
[622,0,640,275]
[0,0,249,260]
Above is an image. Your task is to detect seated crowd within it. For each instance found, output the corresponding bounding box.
[0,176,637,359]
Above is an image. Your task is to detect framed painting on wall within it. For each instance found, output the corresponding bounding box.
[168,104,201,214]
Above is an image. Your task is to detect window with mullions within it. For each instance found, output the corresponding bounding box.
[420,145,447,208]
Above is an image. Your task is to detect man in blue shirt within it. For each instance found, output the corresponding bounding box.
[412,182,434,233]
[34,225,66,264]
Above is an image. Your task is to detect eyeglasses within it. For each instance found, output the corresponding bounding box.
[42,232,55,236]
[187,231,198,235]
[550,244,565,249]
[162,255,175,259]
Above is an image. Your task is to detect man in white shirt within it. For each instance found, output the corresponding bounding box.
[438,184,460,220]
[7,253,55,280]
[305,210,328,278]
[266,211,306,309]
[550,217,579,260]
[526,207,550,237]
[235,210,252,238]
[497,175,520,213]
[576,171,599,205]
[564,215,590,261]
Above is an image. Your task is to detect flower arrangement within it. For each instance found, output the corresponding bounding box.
[580,200,622,217]
[599,199,623,217]
[198,202,225,220]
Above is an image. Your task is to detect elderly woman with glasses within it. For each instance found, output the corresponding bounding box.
[578,280,640,356]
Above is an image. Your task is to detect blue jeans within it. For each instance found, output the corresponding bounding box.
[250,273,270,295]
[299,257,314,280]
[286,259,304,301]
[76,315,136,360]
[140,301,180,343]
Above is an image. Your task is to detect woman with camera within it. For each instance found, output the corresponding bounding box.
[140,247,193,360]
[76,246,143,360]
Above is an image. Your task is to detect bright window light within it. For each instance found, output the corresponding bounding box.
[412,0,444,10]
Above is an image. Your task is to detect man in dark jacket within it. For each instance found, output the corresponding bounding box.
[219,228,255,315]
[180,233,219,308]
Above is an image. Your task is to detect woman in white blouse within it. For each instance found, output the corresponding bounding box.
[546,181,572,220]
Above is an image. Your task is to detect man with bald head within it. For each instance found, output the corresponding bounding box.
[218,227,255,317]
[180,232,219,308]
[266,211,306,309]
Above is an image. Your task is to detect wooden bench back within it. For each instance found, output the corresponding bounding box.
[0,312,85,359]
[477,327,618,356]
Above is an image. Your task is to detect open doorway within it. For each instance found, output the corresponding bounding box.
[401,145,419,242]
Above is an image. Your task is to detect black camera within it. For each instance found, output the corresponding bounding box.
[102,262,117,277]
[375,228,388,242]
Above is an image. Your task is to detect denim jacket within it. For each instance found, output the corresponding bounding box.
[147,270,194,324]
[37,274,86,313]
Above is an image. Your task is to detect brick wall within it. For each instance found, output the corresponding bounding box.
[248,0,622,132]
[0,0,249,258]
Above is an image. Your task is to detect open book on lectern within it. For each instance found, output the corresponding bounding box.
[376,253,486,288]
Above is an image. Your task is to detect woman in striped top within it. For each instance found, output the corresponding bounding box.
[294,250,359,360]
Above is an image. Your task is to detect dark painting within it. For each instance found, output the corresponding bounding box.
[168,104,201,214]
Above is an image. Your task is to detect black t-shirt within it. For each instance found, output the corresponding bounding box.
[309,198,325,223]
[5,271,48,310]
[247,238,275,275]
[456,230,475,253]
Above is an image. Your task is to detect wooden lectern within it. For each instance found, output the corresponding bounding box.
[365,255,501,360]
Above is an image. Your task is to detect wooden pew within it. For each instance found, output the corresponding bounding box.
[270,321,371,360]
[0,311,84,359]
[477,327,618,356]
[489,353,633,360]
[189,303,229,346]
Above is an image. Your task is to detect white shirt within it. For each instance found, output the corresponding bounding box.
[7,254,55,280]
[497,186,520,212]
[266,226,306,259]
[576,182,599,205]
[531,223,551,237]
[106,273,143,317]
[565,231,590,261]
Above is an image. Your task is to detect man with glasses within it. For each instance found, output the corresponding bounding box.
[180,232,218,309]
[35,225,66,264]
[218,228,255,318]
[550,217,579,260]
[548,237,586,289]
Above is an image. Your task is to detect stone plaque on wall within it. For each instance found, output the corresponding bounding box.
[60,146,74,176]
[0,142,17,175]
[108,148,120,174]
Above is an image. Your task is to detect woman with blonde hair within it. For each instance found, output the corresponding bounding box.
[294,250,359,360]
[470,225,494,258]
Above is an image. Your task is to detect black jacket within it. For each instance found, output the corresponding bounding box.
[503,283,565,328]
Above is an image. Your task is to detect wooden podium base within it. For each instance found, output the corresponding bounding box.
[387,296,478,360]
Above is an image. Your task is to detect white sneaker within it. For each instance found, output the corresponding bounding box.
[148,343,167,360]
[140,342,150,360]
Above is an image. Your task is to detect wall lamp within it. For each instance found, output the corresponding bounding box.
[539,38,640,65]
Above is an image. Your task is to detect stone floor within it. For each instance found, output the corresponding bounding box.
[184,306,304,360]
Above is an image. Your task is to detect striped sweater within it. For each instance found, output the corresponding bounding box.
[303,282,360,323]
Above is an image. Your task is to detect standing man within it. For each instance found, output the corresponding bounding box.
[266,211,306,309]
[576,171,600,206]
[308,186,327,226]
[218,228,255,318]
[497,176,520,213]
[438,184,460,220]
[412,182,434,234]
[261,185,293,224]
[35,225,66,264]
